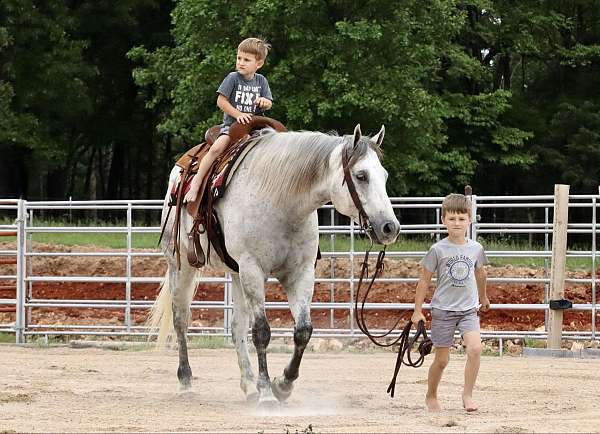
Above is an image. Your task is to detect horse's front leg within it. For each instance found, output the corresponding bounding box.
[239,257,278,407]
[271,266,314,402]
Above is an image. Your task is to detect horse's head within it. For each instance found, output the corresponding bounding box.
[329,124,400,245]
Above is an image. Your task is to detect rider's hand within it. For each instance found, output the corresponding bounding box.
[236,113,252,124]
[255,97,272,110]
[411,310,426,324]
[479,296,491,313]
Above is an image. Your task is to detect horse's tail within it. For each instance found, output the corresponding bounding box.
[147,272,174,349]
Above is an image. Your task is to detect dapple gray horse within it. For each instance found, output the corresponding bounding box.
[149,124,400,406]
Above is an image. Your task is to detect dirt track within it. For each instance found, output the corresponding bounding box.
[1,345,599,433]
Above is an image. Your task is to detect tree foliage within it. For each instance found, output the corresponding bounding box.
[0,0,171,199]
[132,0,538,195]
[1,1,599,199]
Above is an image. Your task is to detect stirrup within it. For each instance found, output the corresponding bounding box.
[187,233,205,268]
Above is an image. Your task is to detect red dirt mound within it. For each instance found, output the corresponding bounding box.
[0,242,598,332]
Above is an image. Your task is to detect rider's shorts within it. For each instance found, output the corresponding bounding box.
[219,125,230,136]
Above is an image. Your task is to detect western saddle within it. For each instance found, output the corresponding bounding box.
[164,116,287,271]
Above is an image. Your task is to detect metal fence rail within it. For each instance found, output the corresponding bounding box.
[0,194,598,345]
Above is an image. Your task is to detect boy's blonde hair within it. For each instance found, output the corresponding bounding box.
[238,37,271,61]
[442,193,472,217]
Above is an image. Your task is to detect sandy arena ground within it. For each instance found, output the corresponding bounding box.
[1,344,600,433]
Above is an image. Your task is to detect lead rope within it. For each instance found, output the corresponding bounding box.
[386,319,432,397]
[353,245,433,397]
[354,247,404,343]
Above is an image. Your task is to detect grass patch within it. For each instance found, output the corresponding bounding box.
[30,334,69,347]
[29,231,159,249]
[523,336,546,348]
[480,238,592,270]
[266,344,295,354]
[0,217,160,249]
[187,335,230,349]
[1,217,596,270]
[322,234,593,270]
[320,233,430,255]
[0,332,15,343]
[482,347,500,357]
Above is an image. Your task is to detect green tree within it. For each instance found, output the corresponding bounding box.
[0,1,172,200]
[132,0,533,196]
[462,0,600,194]
[0,0,94,198]
[66,0,172,200]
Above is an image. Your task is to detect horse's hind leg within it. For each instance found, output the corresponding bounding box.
[231,274,258,401]
[170,259,197,392]
[271,266,314,402]
[238,256,278,406]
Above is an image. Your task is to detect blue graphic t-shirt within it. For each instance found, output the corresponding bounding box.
[421,237,488,311]
[217,72,273,127]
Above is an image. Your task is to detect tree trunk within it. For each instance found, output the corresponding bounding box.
[0,149,28,198]
[106,142,124,199]
[493,54,512,90]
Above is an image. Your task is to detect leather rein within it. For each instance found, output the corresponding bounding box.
[342,143,432,397]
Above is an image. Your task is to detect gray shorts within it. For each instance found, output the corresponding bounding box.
[219,125,230,136]
[430,307,480,347]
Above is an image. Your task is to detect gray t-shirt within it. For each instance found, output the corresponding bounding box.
[217,71,273,127]
[421,238,488,311]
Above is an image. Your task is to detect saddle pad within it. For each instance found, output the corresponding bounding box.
[223,136,265,189]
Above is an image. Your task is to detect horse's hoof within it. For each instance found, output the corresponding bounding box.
[176,387,194,399]
[177,381,192,394]
[257,395,280,410]
[271,376,293,402]
[245,391,259,403]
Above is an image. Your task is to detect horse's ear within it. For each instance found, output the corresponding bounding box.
[371,125,385,148]
[353,124,362,148]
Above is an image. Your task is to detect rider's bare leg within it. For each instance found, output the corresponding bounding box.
[184,134,230,203]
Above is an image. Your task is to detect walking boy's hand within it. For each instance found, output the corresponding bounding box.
[236,113,253,125]
[479,296,491,313]
[411,310,426,324]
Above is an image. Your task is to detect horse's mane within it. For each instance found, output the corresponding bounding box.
[246,130,379,205]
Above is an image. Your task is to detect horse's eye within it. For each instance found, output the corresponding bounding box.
[355,171,368,182]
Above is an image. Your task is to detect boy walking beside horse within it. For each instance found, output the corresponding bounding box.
[412,193,490,412]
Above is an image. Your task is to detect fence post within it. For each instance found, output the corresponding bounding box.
[125,203,132,332]
[592,188,599,340]
[465,185,475,239]
[15,199,26,344]
[329,208,336,329]
[223,272,232,339]
[349,218,355,336]
[547,184,569,349]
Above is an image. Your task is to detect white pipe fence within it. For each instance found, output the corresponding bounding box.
[0,194,598,345]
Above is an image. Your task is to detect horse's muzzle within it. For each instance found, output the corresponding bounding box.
[368,218,400,245]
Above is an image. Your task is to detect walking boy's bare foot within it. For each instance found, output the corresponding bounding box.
[462,395,478,412]
[425,396,441,412]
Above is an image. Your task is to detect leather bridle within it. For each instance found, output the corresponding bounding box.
[341,143,373,236]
